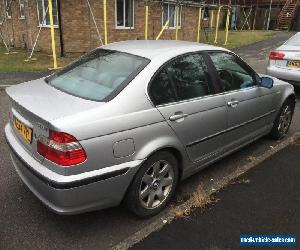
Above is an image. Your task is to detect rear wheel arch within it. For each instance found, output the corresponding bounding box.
[145,147,184,181]
[122,146,184,203]
[135,146,184,182]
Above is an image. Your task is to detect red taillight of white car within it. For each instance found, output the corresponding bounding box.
[37,130,87,166]
[269,51,285,60]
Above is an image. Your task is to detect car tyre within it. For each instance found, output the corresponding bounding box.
[270,99,294,140]
[126,151,179,218]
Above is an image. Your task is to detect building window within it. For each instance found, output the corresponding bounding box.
[115,0,134,29]
[4,0,12,19]
[203,7,209,20]
[19,0,25,19]
[37,0,58,27]
[162,4,182,29]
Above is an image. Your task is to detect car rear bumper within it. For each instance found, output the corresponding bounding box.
[266,65,300,86]
[5,123,142,215]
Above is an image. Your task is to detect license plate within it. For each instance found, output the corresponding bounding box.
[287,60,300,68]
[13,118,33,144]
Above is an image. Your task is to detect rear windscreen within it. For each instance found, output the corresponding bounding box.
[46,49,149,101]
[285,34,300,46]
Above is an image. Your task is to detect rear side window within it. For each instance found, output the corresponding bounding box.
[209,52,256,92]
[149,69,177,106]
[149,53,213,106]
[46,49,149,101]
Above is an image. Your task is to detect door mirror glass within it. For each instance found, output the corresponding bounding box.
[260,77,274,89]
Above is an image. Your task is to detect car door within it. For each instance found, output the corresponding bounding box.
[208,51,276,150]
[148,52,227,164]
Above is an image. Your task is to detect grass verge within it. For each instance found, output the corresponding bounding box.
[0,30,275,72]
[198,30,276,49]
[0,46,78,73]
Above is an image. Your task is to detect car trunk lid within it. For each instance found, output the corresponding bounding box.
[6,78,102,162]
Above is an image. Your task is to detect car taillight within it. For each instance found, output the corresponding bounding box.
[37,130,87,166]
[269,51,285,60]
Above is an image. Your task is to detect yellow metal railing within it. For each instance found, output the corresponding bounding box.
[48,0,57,69]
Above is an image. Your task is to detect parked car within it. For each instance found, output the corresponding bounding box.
[5,40,295,217]
[267,32,300,86]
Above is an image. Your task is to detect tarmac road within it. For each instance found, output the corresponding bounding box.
[0,32,299,250]
[131,143,300,250]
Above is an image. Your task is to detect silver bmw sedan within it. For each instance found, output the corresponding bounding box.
[267,32,300,86]
[5,40,295,217]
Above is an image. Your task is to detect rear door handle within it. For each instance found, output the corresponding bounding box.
[227,100,239,108]
[169,113,188,122]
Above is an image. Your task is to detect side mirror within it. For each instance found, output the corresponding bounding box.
[260,77,274,89]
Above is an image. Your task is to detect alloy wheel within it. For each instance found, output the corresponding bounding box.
[139,160,175,209]
[278,104,292,137]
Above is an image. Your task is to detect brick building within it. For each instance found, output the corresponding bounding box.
[0,0,299,55]
[0,0,230,54]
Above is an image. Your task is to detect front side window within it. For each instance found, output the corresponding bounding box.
[19,0,25,19]
[5,0,12,18]
[149,53,213,106]
[209,52,256,92]
[168,54,212,101]
[46,49,149,102]
[162,4,181,29]
[37,0,58,26]
[116,0,134,29]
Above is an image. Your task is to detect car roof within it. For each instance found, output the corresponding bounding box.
[102,40,228,60]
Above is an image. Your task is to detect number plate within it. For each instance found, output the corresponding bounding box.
[14,118,33,144]
[287,60,300,68]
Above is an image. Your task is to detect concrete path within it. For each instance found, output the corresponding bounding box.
[232,31,295,74]
[0,72,48,86]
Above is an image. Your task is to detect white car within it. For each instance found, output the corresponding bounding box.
[267,32,300,86]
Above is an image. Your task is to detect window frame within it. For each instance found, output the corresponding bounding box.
[115,0,135,30]
[206,50,261,94]
[36,0,59,28]
[4,0,12,19]
[161,3,182,30]
[19,0,25,19]
[147,51,218,107]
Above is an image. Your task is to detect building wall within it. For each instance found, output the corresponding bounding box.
[1,0,61,53]
[1,0,28,48]
[1,0,228,54]
[291,8,300,31]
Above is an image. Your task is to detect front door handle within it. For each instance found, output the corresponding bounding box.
[227,100,239,108]
[169,112,188,122]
